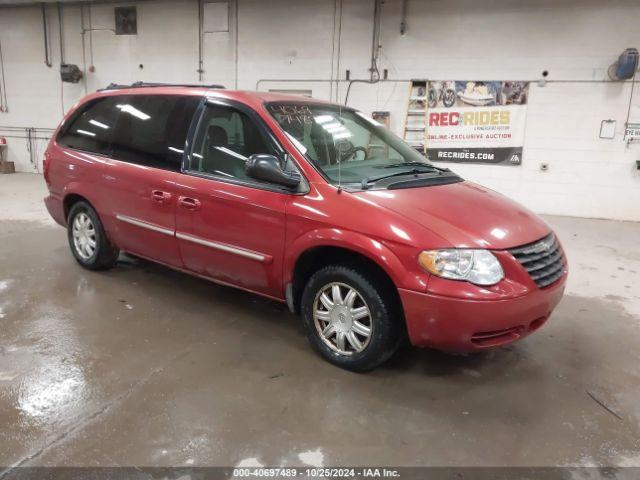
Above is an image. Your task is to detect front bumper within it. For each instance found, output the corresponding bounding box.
[399,274,567,352]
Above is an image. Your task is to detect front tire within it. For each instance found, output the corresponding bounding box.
[67,201,119,270]
[301,265,403,372]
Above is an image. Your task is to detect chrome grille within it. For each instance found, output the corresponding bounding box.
[509,234,565,288]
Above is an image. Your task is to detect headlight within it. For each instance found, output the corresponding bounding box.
[418,249,504,286]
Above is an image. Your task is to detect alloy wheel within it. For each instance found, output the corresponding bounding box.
[72,212,97,260]
[313,282,373,356]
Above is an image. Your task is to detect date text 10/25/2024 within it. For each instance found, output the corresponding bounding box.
[232,467,400,478]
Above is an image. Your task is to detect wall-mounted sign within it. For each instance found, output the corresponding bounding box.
[599,119,616,139]
[625,122,640,140]
[426,81,529,166]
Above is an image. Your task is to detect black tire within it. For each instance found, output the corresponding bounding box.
[300,265,403,372]
[67,201,119,270]
[427,88,438,108]
[443,88,456,107]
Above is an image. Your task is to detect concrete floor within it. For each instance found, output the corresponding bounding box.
[1,173,639,469]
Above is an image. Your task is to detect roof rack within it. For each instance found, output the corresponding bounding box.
[99,81,226,91]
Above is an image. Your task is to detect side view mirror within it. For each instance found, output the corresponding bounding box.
[245,154,300,188]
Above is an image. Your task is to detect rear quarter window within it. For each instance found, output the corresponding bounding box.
[57,97,121,155]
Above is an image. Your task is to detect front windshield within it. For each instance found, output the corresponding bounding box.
[267,103,443,186]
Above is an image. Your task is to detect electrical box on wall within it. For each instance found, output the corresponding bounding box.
[115,6,137,35]
[203,1,229,33]
[372,111,390,128]
[60,64,83,83]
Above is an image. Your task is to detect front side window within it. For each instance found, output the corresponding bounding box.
[57,97,121,155]
[188,103,277,182]
[267,103,461,189]
[111,95,200,171]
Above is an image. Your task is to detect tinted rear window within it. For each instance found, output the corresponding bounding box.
[57,97,121,155]
[111,95,200,171]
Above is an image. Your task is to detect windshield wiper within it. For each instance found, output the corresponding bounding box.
[379,161,448,171]
[360,168,441,189]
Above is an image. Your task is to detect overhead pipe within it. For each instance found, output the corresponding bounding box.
[333,0,343,102]
[255,78,417,105]
[0,40,7,111]
[197,0,204,81]
[234,0,238,89]
[369,0,382,82]
[256,77,640,91]
[625,69,637,129]
[399,0,407,35]
[329,0,337,101]
[80,4,88,93]
[81,27,116,34]
[41,3,52,67]
[80,4,116,45]
[80,3,117,72]
[256,77,640,108]
[57,2,65,64]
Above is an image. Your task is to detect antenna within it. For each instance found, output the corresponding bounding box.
[337,86,342,192]
[337,104,342,193]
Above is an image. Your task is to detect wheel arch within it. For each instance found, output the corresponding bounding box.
[61,181,103,224]
[63,193,93,222]
[286,231,407,315]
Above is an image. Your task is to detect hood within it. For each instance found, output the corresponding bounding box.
[359,181,550,249]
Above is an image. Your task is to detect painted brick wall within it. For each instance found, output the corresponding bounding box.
[0,0,638,220]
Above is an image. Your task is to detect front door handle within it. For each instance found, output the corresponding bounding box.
[151,190,172,204]
[178,196,202,211]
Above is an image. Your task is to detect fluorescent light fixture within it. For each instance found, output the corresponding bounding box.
[192,153,203,159]
[332,132,353,140]
[490,227,507,239]
[290,202,327,217]
[356,111,382,127]
[89,119,109,129]
[215,146,247,161]
[390,225,411,241]
[168,146,184,154]
[285,132,308,154]
[314,115,334,124]
[116,104,150,121]
[76,129,96,137]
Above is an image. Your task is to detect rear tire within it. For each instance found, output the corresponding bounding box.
[301,265,403,372]
[67,201,119,270]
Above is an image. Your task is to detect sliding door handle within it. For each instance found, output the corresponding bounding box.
[151,190,172,204]
[178,196,202,211]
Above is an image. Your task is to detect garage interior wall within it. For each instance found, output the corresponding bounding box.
[0,0,639,221]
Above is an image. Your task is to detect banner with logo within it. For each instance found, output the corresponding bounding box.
[426,81,529,166]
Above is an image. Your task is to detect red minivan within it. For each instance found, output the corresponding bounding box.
[43,84,567,371]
